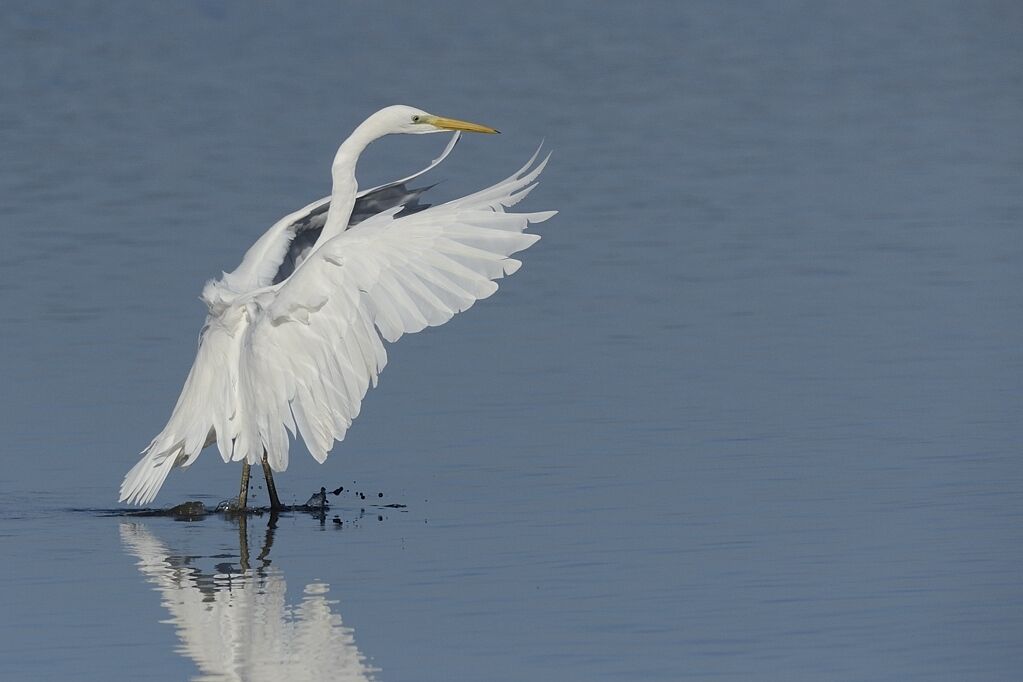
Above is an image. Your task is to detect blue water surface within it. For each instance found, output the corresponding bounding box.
[1,2,1021,680]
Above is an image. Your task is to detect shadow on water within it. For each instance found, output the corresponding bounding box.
[119,514,380,681]
[76,485,408,526]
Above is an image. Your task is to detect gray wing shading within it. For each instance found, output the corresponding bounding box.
[272,132,461,285]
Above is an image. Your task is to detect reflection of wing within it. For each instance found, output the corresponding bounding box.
[120,524,376,682]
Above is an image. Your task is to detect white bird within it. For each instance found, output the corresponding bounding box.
[119,105,554,509]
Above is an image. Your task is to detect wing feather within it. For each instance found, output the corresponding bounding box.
[236,148,554,469]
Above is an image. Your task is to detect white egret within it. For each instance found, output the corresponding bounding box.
[119,105,554,509]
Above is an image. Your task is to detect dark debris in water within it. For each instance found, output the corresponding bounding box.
[97,482,408,521]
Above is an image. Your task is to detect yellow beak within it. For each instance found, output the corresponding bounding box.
[422,114,500,134]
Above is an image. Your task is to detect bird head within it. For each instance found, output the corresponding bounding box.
[372,105,500,135]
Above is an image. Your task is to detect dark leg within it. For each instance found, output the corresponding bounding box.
[237,461,251,510]
[261,451,284,511]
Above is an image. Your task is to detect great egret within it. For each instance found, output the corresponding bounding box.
[119,105,554,509]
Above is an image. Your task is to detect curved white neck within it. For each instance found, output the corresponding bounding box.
[322,122,379,236]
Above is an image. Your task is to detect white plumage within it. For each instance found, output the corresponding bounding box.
[120,105,554,506]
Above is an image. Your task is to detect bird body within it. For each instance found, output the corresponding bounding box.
[120,106,553,506]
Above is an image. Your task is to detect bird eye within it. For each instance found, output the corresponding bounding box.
[411,115,420,123]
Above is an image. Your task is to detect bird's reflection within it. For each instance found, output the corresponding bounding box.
[120,516,377,681]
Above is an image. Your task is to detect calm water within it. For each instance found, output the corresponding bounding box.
[2,2,1022,680]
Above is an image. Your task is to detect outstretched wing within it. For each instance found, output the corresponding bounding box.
[231,148,554,470]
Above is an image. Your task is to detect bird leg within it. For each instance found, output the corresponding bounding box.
[261,451,284,511]
[237,461,251,510]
